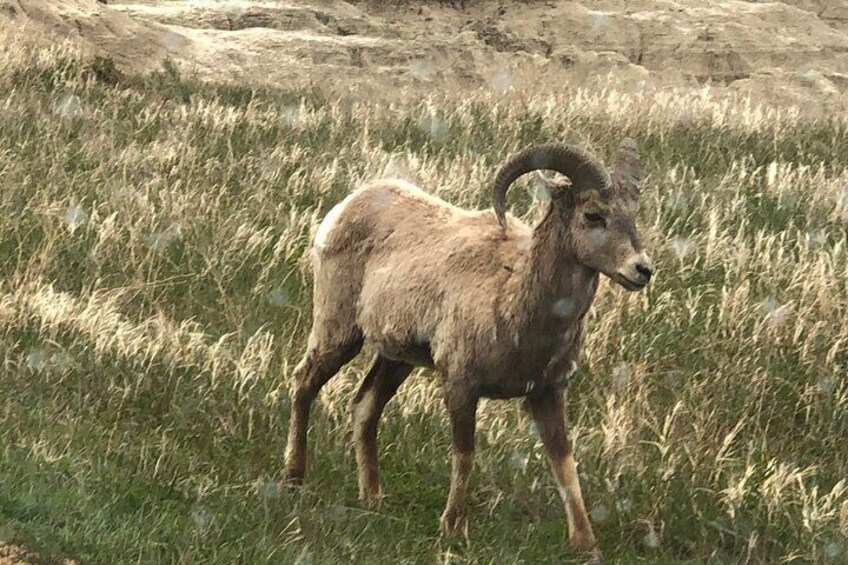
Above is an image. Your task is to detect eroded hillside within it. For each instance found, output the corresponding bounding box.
[2,0,848,110]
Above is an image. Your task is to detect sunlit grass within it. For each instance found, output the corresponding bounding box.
[0,32,846,564]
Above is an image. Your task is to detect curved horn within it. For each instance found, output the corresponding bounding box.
[613,137,640,193]
[492,143,611,229]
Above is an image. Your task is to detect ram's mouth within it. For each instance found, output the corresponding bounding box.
[612,273,648,292]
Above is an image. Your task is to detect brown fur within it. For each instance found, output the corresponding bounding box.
[283,140,652,561]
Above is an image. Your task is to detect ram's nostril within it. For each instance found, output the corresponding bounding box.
[635,263,653,281]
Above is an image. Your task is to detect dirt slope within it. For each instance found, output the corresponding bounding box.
[3,0,848,108]
[0,543,77,565]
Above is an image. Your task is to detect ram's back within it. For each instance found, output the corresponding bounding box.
[311,179,531,368]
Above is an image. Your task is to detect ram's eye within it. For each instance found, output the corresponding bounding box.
[584,212,606,226]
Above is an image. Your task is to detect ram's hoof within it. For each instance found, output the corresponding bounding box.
[281,469,304,488]
[439,508,468,538]
[584,547,604,564]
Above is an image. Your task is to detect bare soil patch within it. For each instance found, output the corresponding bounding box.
[0,543,77,565]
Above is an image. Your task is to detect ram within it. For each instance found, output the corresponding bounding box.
[283,140,652,560]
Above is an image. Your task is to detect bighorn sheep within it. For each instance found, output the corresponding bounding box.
[283,140,652,560]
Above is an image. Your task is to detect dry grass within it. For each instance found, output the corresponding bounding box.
[0,32,846,564]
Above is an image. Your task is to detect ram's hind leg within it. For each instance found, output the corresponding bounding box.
[526,390,601,561]
[283,332,363,486]
[350,355,413,502]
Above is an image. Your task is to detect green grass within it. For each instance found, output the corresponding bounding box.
[0,41,846,564]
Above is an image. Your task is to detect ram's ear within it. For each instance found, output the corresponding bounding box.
[532,170,571,200]
[613,137,640,195]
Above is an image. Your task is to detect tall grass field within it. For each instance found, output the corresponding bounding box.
[0,36,846,564]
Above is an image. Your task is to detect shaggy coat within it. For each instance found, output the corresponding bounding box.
[312,179,595,398]
[283,140,652,562]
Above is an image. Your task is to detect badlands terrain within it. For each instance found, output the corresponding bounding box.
[2,0,848,108]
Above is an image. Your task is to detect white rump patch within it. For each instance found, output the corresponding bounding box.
[314,192,356,251]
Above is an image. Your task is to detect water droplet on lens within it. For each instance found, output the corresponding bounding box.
[591,12,608,32]
[408,59,432,79]
[759,297,780,317]
[590,504,610,523]
[52,351,74,371]
[159,31,185,50]
[759,297,791,329]
[191,506,211,532]
[818,376,835,395]
[280,105,302,127]
[671,236,694,259]
[262,480,281,500]
[510,451,529,472]
[27,348,48,373]
[642,528,660,548]
[294,549,314,565]
[418,111,448,142]
[671,191,688,210]
[65,203,87,233]
[766,162,778,188]
[552,298,574,317]
[56,94,81,118]
[612,363,630,387]
[589,228,607,246]
[490,70,514,92]
[823,541,843,559]
[266,287,288,308]
[532,179,551,202]
[147,225,181,252]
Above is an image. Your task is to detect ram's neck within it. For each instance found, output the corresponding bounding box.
[514,203,598,332]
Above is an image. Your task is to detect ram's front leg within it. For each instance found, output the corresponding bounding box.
[527,389,602,562]
[439,392,478,537]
